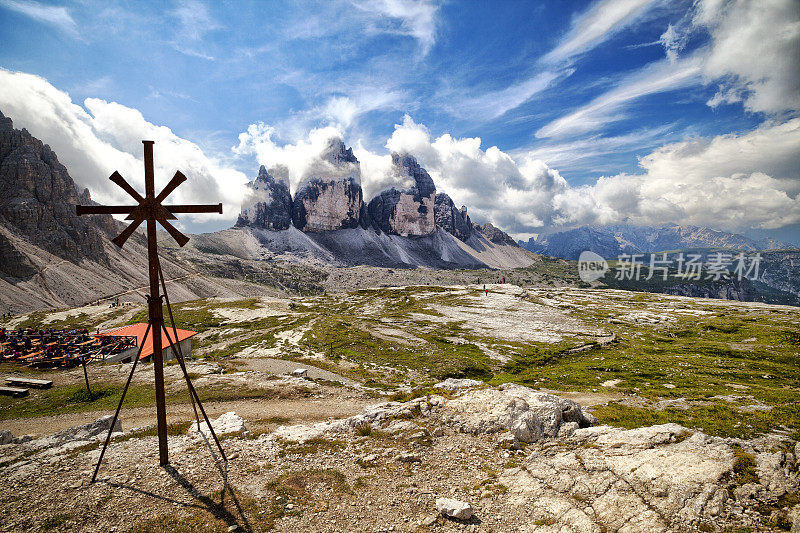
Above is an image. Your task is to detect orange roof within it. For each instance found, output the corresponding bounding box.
[100,322,197,360]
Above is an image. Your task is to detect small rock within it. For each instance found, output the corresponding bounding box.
[0,429,13,445]
[435,497,473,520]
[228,452,239,460]
[396,453,421,463]
[227,525,239,532]
[291,368,308,378]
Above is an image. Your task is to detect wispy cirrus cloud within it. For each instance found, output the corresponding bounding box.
[542,0,660,64]
[0,0,80,39]
[537,0,800,140]
[442,70,566,121]
[439,0,661,124]
[536,54,703,138]
[169,0,220,60]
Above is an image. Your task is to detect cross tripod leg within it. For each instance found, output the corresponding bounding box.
[91,323,152,483]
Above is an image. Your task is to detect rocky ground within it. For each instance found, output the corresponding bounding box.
[0,378,798,532]
[1,285,799,531]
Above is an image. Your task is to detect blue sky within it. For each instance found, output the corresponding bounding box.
[0,0,798,242]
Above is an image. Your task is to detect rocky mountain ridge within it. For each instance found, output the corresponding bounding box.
[235,137,520,250]
[0,110,116,275]
[521,223,795,260]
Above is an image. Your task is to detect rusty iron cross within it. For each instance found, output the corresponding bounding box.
[76,140,222,246]
[76,140,222,468]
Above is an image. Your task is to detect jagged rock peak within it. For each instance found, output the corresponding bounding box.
[391,152,436,197]
[0,110,12,132]
[292,141,363,232]
[237,164,293,230]
[434,192,472,241]
[474,222,518,246]
[321,138,358,165]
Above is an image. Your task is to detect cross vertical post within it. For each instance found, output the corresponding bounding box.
[143,141,169,466]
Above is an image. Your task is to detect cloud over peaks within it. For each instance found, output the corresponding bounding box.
[0,69,248,226]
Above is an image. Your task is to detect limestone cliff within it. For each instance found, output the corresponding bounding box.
[0,109,115,271]
[237,165,292,230]
[368,153,436,237]
[292,139,363,232]
[434,193,472,241]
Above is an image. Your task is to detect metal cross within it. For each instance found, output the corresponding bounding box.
[76,140,221,466]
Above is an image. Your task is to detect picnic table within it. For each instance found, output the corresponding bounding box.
[0,386,28,397]
[5,377,52,389]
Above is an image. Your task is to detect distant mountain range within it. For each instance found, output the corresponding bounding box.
[227,137,534,270]
[519,224,795,260]
[0,109,534,312]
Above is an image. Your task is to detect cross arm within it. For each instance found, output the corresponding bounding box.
[164,203,223,214]
[76,205,136,216]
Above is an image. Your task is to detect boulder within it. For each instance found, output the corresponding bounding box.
[435,497,473,520]
[437,383,593,442]
[292,139,363,232]
[0,429,13,445]
[500,425,736,531]
[190,411,247,437]
[367,153,436,237]
[434,193,472,241]
[237,165,293,230]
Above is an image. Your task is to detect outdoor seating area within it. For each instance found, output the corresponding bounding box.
[0,328,137,369]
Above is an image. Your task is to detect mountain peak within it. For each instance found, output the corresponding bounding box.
[0,109,13,132]
[391,152,436,197]
[322,138,358,165]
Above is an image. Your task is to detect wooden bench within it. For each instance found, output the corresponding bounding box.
[5,377,52,389]
[0,386,28,397]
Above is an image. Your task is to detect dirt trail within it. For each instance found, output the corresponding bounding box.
[0,396,376,437]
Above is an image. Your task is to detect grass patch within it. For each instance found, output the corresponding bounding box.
[278,437,346,456]
[41,513,71,530]
[732,445,758,485]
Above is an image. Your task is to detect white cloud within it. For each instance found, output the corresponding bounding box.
[552,118,800,231]
[0,69,248,227]
[536,54,703,138]
[0,0,79,38]
[694,0,800,114]
[237,113,800,236]
[543,0,659,64]
[233,122,350,192]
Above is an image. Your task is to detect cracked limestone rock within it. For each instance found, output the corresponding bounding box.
[500,424,736,532]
